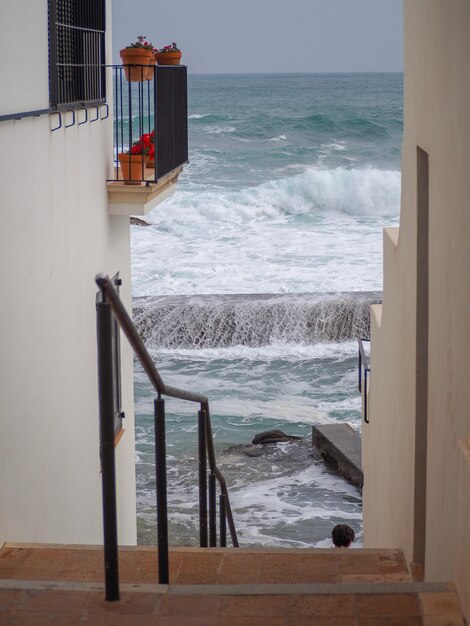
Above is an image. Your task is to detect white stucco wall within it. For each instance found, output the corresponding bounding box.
[0,0,137,545]
[0,1,49,115]
[364,0,470,613]
[363,220,416,561]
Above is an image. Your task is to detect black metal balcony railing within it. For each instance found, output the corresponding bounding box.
[109,64,188,185]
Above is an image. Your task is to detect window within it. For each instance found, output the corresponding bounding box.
[48,0,106,110]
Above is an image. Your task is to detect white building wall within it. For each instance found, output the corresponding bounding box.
[0,0,137,545]
[364,0,470,614]
[0,1,49,114]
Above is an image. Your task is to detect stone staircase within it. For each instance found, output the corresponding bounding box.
[0,543,465,624]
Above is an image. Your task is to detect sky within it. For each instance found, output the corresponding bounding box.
[112,0,403,74]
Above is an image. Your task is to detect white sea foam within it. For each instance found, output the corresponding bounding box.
[225,458,362,546]
[134,292,379,349]
[321,141,348,151]
[131,166,399,296]
[206,126,236,134]
[151,340,358,362]
[144,166,399,225]
[134,340,361,427]
[136,436,362,547]
[213,397,328,425]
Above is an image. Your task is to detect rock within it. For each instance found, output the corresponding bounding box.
[130,216,150,226]
[252,429,303,445]
[222,430,304,457]
[244,445,265,457]
[222,443,265,457]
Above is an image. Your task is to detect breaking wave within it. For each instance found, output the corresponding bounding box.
[133,292,381,349]
[145,167,400,225]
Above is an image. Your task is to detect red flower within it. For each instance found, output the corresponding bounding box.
[129,129,156,158]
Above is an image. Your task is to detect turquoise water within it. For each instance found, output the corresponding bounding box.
[131,73,403,547]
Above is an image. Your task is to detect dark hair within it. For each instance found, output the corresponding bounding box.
[332,524,355,547]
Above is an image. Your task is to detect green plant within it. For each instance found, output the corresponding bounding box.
[155,42,180,53]
[125,35,154,51]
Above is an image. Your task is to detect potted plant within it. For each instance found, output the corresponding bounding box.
[133,130,156,167]
[120,35,154,81]
[117,139,150,185]
[145,130,156,167]
[154,42,182,66]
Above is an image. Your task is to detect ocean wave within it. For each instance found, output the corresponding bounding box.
[134,167,398,295]
[321,141,347,151]
[268,111,398,139]
[149,340,361,363]
[188,113,233,123]
[341,117,387,138]
[202,111,400,145]
[206,126,236,135]
[147,166,400,224]
[292,112,337,132]
[133,292,381,349]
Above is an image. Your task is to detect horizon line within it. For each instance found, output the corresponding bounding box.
[186,70,403,77]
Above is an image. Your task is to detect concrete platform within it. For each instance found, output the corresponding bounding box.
[312,423,363,488]
[0,578,464,625]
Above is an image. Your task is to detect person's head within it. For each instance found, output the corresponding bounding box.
[332,524,355,548]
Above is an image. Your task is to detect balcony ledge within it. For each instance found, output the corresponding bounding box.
[107,166,183,216]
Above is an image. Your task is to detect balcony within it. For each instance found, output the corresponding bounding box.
[107,64,188,215]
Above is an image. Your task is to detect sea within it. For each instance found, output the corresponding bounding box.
[130,72,403,548]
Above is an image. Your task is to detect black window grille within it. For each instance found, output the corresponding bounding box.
[49,0,106,110]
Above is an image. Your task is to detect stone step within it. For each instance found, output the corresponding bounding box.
[0,578,465,625]
[0,543,410,585]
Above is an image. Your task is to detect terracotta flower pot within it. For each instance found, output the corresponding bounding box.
[119,48,153,82]
[155,51,182,66]
[118,153,147,185]
[145,57,157,81]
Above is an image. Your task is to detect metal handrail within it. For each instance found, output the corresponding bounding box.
[96,273,238,553]
[96,274,207,404]
[358,337,370,424]
[202,401,239,548]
